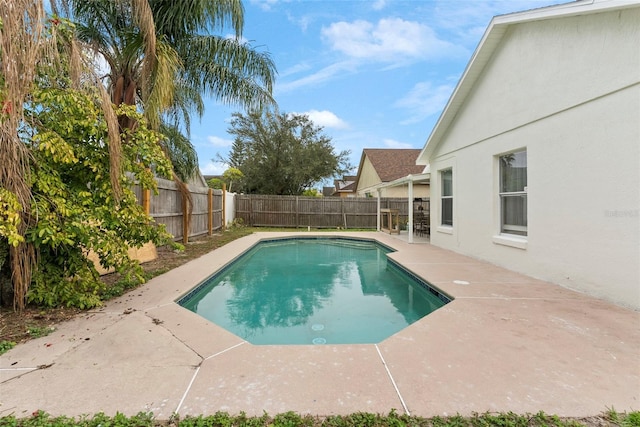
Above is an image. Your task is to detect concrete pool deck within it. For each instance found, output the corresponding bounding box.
[1,231,638,419]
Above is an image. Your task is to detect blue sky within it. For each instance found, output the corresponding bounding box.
[193,0,561,179]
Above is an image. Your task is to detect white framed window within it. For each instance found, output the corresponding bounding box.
[441,168,453,226]
[499,150,527,236]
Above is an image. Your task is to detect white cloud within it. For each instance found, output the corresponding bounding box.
[279,62,312,78]
[435,0,553,28]
[276,61,356,93]
[300,110,349,129]
[394,81,454,125]
[383,138,412,149]
[249,0,280,11]
[432,0,553,45]
[200,160,228,176]
[207,135,233,147]
[372,0,387,11]
[286,11,312,32]
[321,18,465,64]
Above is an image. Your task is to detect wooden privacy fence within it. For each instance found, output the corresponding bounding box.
[133,178,224,243]
[235,195,429,229]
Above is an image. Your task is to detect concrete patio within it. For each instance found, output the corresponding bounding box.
[1,232,638,419]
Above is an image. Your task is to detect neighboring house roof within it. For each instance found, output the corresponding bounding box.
[417,0,638,165]
[356,149,424,185]
[333,175,357,195]
[181,170,208,187]
[322,186,335,197]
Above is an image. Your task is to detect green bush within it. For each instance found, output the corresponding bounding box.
[12,89,175,309]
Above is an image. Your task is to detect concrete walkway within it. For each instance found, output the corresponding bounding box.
[1,232,638,419]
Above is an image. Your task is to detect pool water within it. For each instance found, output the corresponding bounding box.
[178,238,448,345]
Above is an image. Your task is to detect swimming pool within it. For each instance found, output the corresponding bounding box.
[178,237,449,345]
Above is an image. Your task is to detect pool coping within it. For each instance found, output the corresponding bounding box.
[1,231,638,419]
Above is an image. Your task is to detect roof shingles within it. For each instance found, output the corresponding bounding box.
[363,149,424,182]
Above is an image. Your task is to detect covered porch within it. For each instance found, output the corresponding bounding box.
[374,170,431,244]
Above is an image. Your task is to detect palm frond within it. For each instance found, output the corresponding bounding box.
[202,0,244,36]
[130,0,157,103]
[163,83,205,136]
[179,35,276,111]
[158,123,198,182]
[98,84,123,201]
[151,0,244,40]
[0,0,50,310]
[144,38,182,130]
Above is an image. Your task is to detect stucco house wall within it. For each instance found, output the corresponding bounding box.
[356,156,382,196]
[374,185,430,198]
[425,4,639,309]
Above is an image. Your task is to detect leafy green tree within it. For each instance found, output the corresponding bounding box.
[20,88,175,308]
[207,177,224,189]
[225,111,352,195]
[222,167,243,192]
[206,168,243,191]
[302,188,322,197]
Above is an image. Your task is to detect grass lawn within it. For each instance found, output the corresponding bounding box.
[1,408,639,427]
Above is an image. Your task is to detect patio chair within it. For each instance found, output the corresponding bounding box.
[414,210,427,236]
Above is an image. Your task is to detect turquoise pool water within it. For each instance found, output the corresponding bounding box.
[178,238,448,345]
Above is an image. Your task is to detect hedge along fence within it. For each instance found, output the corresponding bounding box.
[133,178,225,243]
[235,195,430,229]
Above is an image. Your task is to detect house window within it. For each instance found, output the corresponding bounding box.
[499,150,527,236]
[441,169,453,226]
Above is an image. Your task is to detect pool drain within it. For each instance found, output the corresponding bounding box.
[311,324,325,331]
[312,337,327,345]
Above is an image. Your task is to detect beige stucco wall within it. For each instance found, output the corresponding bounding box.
[428,8,640,310]
[88,242,158,276]
[380,185,430,198]
[355,157,381,196]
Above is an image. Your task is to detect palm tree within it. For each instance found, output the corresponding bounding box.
[67,0,277,181]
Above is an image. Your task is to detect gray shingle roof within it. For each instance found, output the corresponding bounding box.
[363,149,423,182]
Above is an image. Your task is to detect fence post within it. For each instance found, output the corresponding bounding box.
[182,194,188,245]
[222,183,227,230]
[142,188,150,215]
[376,191,381,231]
[208,188,213,236]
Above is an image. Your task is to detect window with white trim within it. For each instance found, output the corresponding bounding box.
[499,150,527,236]
[441,168,453,226]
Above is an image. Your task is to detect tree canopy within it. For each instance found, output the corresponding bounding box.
[224,111,352,195]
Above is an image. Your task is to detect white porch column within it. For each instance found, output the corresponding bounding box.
[408,178,414,243]
[376,189,381,231]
